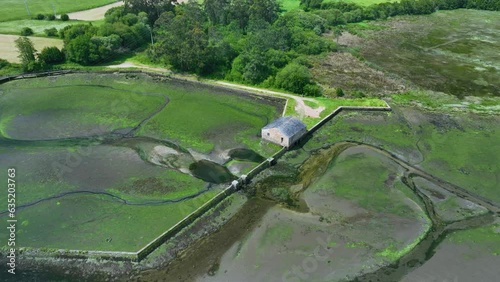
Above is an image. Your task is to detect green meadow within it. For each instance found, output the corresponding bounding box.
[0,0,117,22]
[0,19,94,36]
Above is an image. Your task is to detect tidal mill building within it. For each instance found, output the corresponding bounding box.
[261,116,307,147]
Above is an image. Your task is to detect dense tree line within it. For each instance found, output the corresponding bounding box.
[151,0,332,95]
[14,37,65,72]
[60,6,151,65]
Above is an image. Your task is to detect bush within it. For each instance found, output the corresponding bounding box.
[38,46,65,64]
[352,90,366,98]
[60,14,70,21]
[36,14,45,20]
[47,14,56,21]
[275,62,312,94]
[21,27,34,36]
[303,84,323,97]
[44,28,58,37]
[336,88,345,97]
[0,58,10,69]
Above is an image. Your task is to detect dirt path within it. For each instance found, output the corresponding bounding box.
[107,62,325,118]
[65,1,124,21]
[107,61,173,74]
[214,81,326,118]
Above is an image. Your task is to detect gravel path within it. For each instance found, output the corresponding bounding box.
[66,1,124,21]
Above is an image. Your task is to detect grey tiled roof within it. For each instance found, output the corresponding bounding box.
[262,116,306,137]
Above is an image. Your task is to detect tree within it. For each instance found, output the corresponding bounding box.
[21,27,34,36]
[0,58,10,69]
[15,37,37,71]
[155,2,210,73]
[44,27,58,37]
[301,0,323,11]
[336,88,344,97]
[60,14,70,21]
[274,62,312,94]
[204,0,231,25]
[125,0,177,24]
[38,46,65,64]
[249,0,280,23]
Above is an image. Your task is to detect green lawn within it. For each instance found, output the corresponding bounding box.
[0,19,100,36]
[287,96,387,129]
[0,0,118,22]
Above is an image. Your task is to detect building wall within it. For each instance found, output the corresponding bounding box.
[262,127,308,147]
[262,128,290,146]
[288,128,307,146]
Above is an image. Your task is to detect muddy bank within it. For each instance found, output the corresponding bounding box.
[132,198,275,281]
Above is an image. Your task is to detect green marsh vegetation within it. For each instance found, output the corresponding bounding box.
[0,72,283,253]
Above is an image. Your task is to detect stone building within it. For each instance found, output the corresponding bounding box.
[261,116,307,147]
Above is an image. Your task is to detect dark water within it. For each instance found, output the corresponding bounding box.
[189,160,237,184]
[0,269,73,282]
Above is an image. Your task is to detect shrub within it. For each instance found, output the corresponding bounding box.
[303,84,323,97]
[44,28,58,37]
[275,62,312,94]
[336,88,345,97]
[0,58,10,69]
[60,14,70,21]
[20,27,34,36]
[36,14,45,20]
[38,46,65,64]
[352,90,366,98]
[47,14,56,21]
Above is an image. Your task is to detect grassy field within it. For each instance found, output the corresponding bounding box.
[0,0,118,22]
[284,96,387,128]
[324,0,398,6]
[0,19,96,36]
[303,97,387,128]
[0,34,63,63]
